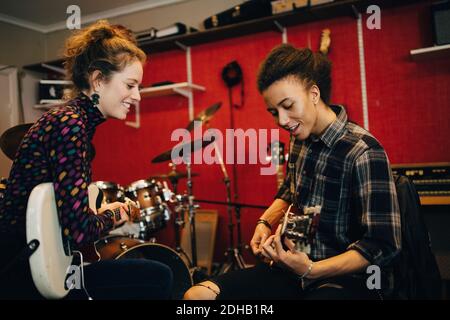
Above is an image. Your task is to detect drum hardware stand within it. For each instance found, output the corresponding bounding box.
[168,163,179,194]
[171,193,193,268]
[158,162,194,266]
[183,156,211,283]
[159,162,189,261]
[185,159,199,268]
[194,199,267,274]
[211,137,247,274]
[201,119,247,273]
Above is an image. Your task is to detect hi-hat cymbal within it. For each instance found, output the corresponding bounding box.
[151,136,215,163]
[149,171,199,181]
[186,102,222,131]
[0,123,33,160]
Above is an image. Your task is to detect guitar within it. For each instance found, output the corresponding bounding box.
[319,28,331,56]
[26,183,140,299]
[78,194,142,263]
[280,203,321,254]
[269,141,286,190]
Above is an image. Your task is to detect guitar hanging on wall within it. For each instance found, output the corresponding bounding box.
[319,28,331,56]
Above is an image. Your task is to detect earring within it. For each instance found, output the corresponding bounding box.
[91,93,100,107]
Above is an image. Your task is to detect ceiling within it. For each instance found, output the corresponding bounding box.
[0,0,188,33]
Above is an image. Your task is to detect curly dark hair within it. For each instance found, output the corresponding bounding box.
[257,44,332,104]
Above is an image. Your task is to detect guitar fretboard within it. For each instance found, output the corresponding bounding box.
[112,207,121,221]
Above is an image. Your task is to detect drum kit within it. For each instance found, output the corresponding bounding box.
[94,179,172,241]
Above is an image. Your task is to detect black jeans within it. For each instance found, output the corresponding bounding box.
[210,262,381,300]
[67,259,173,300]
[0,240,173,300]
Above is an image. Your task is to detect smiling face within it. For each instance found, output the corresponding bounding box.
[263,76,320,140]
[93,59,143,120]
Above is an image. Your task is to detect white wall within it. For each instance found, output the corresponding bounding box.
[0,66,21,178]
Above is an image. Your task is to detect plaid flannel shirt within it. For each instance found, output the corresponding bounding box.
[276,105,401,267]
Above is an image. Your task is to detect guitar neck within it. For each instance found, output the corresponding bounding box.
[112,207,122,221]
[276,165,284,190]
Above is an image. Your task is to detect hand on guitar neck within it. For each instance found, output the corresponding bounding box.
[97,199,140,228]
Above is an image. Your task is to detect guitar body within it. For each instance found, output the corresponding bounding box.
[26,182,144,299]
[26,183,72,299]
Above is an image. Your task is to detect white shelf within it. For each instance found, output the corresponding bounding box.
[139,82,205,98]
[127,47,205,128]
[410,44,450,61]
[34,100,66,110]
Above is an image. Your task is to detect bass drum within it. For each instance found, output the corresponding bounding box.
[95,236,192,300]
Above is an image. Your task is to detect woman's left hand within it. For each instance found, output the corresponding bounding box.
[262,224,312,276]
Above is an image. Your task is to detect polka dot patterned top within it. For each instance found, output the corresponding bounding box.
[0,93,114,250]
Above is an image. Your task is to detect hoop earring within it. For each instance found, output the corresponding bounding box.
[91,93,100,107]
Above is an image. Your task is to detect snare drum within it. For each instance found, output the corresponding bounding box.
[126,180,170,235]
[95,235,192,299]
[94,181,125,205]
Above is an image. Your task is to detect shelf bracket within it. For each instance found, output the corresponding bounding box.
[351,4,360,19]
[125,101,140,128]
[273,20,288,44]
[167,41,195,120]
[173,87,190,98]
[175,41,188,51]
[41,63,66,76]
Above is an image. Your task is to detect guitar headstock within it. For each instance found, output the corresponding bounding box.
[269,140,286,190]
[269,141,286,165]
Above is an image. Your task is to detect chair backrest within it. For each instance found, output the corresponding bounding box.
[26,183,73,299]
[392,175,442,299]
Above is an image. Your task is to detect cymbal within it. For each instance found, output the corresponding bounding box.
[0,123,33,160]
[149,171,199,181]
[186,102,222,131]
[151,136,215,163]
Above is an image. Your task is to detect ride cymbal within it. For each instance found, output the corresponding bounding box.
[151,136,215,163]
[186,102,222,131]
[149,171,199,181]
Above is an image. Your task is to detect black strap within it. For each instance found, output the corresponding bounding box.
[0,239,39,276]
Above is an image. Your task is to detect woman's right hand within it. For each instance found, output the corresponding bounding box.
[250,223,272,258]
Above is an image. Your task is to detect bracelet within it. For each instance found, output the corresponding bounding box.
[300,261,314,279]
[256,218,272,230]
